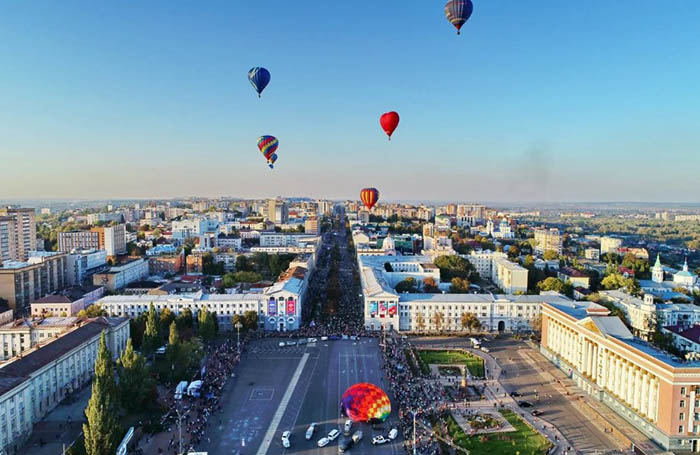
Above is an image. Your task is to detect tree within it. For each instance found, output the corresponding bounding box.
[197,308,216,341]
[507,245,520,259]
[77,304,108,318]
[160,308,175,332]
[543,250,559,261]
[469,317,482,333]
[83,333,121,455]
[434,255,474,281]
[530,314,542,334]
[142,303,160,360]
[423,277,439,293]
[175,308,194,333]
[395,277,417,293]
[432,311,445,332]
[236,255,252,272]
[601,273,641,295]
[243,310,259,331]
[117,339,151,413]
[537,277,572,297]
[449,277,471,293]
[461,312,478,333]
[415,313,426,332]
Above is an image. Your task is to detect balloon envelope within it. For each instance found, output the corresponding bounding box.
[257,136,279,167]
[248,67,271,97]
[380,111,400,140]
[445,0,473,35]
[340,383,391,423]
[360,188,380,211]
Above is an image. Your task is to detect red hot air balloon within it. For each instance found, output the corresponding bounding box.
[380,111,400,140]
[360,188,379,211]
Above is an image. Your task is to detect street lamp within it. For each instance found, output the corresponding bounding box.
[235,321,243,354]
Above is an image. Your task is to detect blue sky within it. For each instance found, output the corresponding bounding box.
[1,1,699,202]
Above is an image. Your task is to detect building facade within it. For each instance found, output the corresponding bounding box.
[541,301,700,452]
[91,259,149,292]
[0,252,68,312]
[65,249,108,286]
[0,208,36,262]
[57,231,100,253]
[0,217,16,264]
[534,228,562,255]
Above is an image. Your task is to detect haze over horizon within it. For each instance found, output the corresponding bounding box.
[2,1,699,202]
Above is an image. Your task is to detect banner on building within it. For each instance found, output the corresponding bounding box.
[388,302,398,316]
[369,301,378,317]
[379,301,388,315]
[268,298,276,316]
[286,297,296,315]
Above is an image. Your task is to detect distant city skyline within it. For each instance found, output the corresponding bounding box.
[1,1,699,201]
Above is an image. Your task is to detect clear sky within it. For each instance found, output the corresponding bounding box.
[1,1,699,202]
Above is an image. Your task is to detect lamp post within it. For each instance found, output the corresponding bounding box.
[235,321,243,354]
[412,409,418,455]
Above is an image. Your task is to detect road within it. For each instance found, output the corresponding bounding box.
[198,338,402,455]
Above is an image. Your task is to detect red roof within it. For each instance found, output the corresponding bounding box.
[664,325,700,344]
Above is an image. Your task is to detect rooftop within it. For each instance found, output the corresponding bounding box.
[664,325,700,344]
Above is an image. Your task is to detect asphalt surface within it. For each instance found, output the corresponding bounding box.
[410,335,621,453]
[198,338,402,455]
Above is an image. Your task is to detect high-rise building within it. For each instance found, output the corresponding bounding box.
[267,199,289,224]
[304,216,321,235]
[0,216,17,264]
[91,224,127,256]
[57,231,100,252]
[600,236,623,255]
[534,227,562,255]
[0,208,37,261]
[0,252,68,312]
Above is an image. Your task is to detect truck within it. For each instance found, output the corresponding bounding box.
[469,337,481,348]
[175,381,188,400]
[187,380,203,398]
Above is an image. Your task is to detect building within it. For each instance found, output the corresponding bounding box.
[540,300,700,452]
[215,234,242,250]
[465,251,528,294]
[0,217,16,264]
[0,208,36,262]
[185,253,203,273]
[0,317,129,454]
[584,248,600,261]
[0,317,83,360]
[600,290,657,339]
[91,224,127,257]
[65,249,108,286]
[29,285,103,318]
[557,267,591,289]
[267,199,289,224]
[641,255,700,299]
[662,325,700,357]
[0,252,68,312]
[534,228,562,255]
[57,231,100,253]
[360,254,562,332]
[149,254,184,275]
[600,236,623,255]
[304,216,321,235]
[259,233,316,248]
[92,258,149,292]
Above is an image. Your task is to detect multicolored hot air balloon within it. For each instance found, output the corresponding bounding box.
[248,67,271,97]
[445,0,473,35]
[257,135,279,169]
[380,111,400,140]
[341,383,391,423]
[360,188,379,211]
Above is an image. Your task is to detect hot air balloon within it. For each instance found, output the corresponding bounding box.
[445,0,473,35]
[380,111,400,140]
[248,67,271,97]
[360,188,379,211]
[340,383,391,423]
[257,135,279,169]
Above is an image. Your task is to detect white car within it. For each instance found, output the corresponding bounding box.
[388,428,398,440]
[278,342,286,347]
[306,423,316,440]
[281,431,291,448]
[308,337,318,343]
[321,336,328,341]
[328,429,340,441]
[317,437,330,447]
[372,435,389,445]
[343,419,353,435]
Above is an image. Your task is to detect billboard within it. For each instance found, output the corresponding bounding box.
[286,298,296,315]
[388,302,398,316]
[379,301,388,315]
[369,301,378,317]
[268,298,276,316]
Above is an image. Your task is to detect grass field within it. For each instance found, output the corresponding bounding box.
[417,350,485,377]
[445,409,552,455]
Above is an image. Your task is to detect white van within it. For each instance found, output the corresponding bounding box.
[187,380,203,397]
[175,381,188,400]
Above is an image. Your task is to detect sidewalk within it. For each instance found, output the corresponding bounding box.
[21,385,92,455]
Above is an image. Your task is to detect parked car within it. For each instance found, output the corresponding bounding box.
[306,423,316,440]
[531,410,543,417]
[343,419,353,435]
[352,430,363,443]
[372,435,389,445]
[339,437,353,452]
[328,429,340,441]
[510,391,523,397]
[518,400,533,408]
[281,431,291,448]
[278,342,286,347]
[308,337,318,343]
[317,437,330,447]
[388,428,398,440]
[320,336,328,341]
[287,341,297,346]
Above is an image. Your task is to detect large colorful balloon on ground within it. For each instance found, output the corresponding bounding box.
[360,188,379,211]
[445,0,473,35]
[380,111,400,140]
[340,383,391,423]
[248,67,271,97]
[257,135,279,169]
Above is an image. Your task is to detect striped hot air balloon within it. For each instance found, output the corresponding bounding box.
[445,0,473,35]
[248,67,271,97]
[257,135,279,169]
[341,383,391,423]
[360,188,379,210]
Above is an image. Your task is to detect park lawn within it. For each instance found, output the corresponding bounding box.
[445,410,552,455]
[417,350,485,377]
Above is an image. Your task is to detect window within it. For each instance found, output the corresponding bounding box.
[681,400,686,408]
[680,413,685,420]
[679,425,684,433]
[681,387,687,395]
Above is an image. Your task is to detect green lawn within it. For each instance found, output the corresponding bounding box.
[417,349,485,377]
[445,410,553,455]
